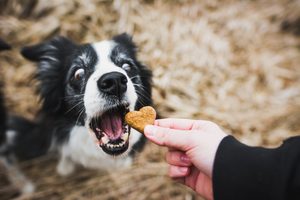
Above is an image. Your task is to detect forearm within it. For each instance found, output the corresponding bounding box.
[212,136,300,200]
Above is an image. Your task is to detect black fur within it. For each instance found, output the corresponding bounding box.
[21,37,77,115]
[111,34,152,155]
[111,34,152,110]
[4,34,152,161]
[0,39,10,147]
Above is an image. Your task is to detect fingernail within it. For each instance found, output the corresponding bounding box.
[179,167,188,173]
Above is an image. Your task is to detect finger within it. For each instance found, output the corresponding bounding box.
[185,167,213,200]
[166,151,192,167]
[184,166,199,190]
[144,125,194,151]
[168,165,190,178]
[155,118,198,130]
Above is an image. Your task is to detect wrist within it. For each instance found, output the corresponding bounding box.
[191,129,227,177]
[207,133,227,177]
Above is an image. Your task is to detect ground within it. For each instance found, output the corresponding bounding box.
[0,0,299,199]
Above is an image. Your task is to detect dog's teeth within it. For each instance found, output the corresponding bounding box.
[121,132,129,141]
[104,141,127,150]
[101,135,109,144]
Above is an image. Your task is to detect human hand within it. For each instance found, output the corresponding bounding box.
[144,118,227,200]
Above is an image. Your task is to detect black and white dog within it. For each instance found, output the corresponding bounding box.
[0,34,152,187]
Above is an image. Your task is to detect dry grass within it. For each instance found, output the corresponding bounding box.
[0,0,299,199]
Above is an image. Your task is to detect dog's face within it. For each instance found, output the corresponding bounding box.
[21,34,152,156]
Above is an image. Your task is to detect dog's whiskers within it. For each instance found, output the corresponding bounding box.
[132,83,149,93]
[75,107,85,125]
[65,101,84,114]
[136,95,148,107]
[62,94,84,100]
[132,84,151,104]
[130,75,140,81]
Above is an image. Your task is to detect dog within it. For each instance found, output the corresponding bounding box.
[0,33,152,192]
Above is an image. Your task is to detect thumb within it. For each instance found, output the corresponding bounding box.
[144,125,193,151]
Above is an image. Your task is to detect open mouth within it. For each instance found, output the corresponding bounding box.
[89,103,130,156]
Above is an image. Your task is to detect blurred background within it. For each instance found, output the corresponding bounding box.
[0,0,299,199]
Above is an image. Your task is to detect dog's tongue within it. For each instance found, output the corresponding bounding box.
[100,112,123,140]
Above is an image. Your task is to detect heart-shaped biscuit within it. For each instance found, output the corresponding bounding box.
[125,106,156,133]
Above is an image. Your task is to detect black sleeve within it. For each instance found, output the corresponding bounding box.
[212,135,300,200]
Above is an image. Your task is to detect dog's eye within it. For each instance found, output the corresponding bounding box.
[74,68,85,81]
[122,63,131,71]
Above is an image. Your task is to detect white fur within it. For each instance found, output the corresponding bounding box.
[84,40,138,118]
[0,132,35,194]
[57,125,134,175]
[58,40,142,175]
[2,37,148,196]
[0,130,16,152]
[0,157,35,194]
[6,130,17,145]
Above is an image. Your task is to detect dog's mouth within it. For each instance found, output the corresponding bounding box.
[89,103,130,156]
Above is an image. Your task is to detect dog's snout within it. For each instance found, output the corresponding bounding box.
[97,72,128,97]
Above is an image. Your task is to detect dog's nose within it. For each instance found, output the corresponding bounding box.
[97,72,128,97]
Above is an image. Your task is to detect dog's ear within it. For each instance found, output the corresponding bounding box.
[112,33,137,56]
[112,33,134,46]
[0,38,11,51]
[21,36,75,62]
[21,36,77,115]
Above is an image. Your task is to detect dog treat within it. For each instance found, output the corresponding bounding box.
[125,106,156,133]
